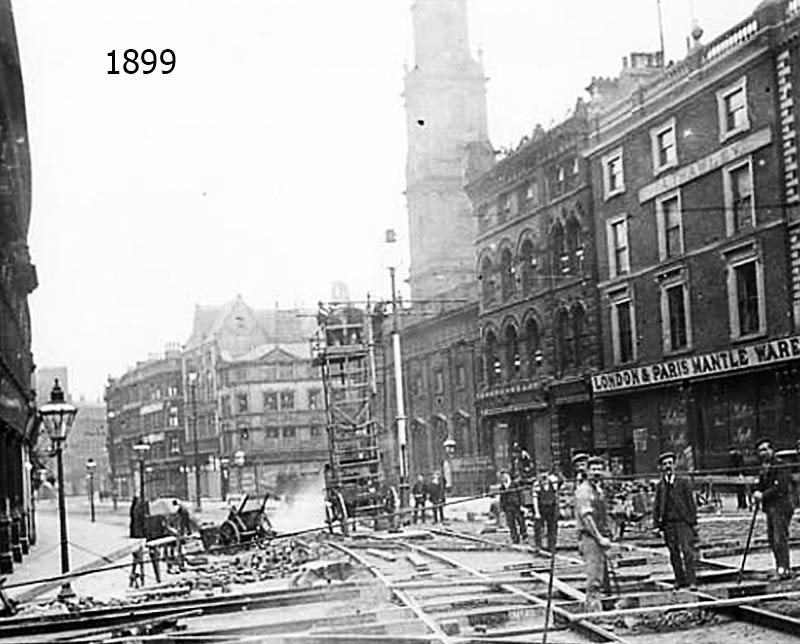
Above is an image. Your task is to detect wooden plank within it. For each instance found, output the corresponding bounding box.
[366,548,397,562]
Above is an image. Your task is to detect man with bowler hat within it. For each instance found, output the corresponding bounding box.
[653,451,698,590]
[753,437,794,579]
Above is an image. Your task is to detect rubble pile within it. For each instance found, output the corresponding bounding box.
[613,608,724,633]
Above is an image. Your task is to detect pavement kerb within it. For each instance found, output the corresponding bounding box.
[13,539,145,604]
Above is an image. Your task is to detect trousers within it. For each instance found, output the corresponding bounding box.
[766,504,793,572]
[412,498,426,523]
[533,506,558,551]
[504,508,527,543]
[663,521,697,587]
[579,533,608,612]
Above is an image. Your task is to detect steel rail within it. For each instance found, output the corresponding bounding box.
[390,535,630,643]
[328,541,456,644]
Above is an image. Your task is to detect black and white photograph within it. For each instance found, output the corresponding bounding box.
[3,0,800,641]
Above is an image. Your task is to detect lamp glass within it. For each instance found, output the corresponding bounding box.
[39,380,78,443]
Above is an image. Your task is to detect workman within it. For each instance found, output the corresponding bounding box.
[411,474,428,523]
[574,455,612,611]
[532,467,560,552]
[753,437,794,580]
[653,451,698,590]
[428,471,446,523]
[572,452,589,483]
[498,470,527,544]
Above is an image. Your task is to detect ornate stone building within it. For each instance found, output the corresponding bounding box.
[0,0,36,574]
[466,106,602,475]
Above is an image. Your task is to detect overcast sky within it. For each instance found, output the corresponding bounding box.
[14,0,758,400]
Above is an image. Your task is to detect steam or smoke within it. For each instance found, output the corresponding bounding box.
[266,471,326,534]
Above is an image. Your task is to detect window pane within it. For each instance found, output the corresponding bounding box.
[608,157,621,191]
[617,301,633,363]
[725,89,746,131]
[731,165,753,232]
[662,197,681,257]
[658,128,675,166]
[735,262,759,335]
[612,221,629,274]
[667,285,688,349]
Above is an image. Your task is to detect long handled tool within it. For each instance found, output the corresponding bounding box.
[737,504,759,585]
[541,535,558,644]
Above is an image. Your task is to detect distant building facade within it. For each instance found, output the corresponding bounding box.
[182,296,322,499]
[63,400,108,496]
[105,348,185,500]
[0,0,36,574]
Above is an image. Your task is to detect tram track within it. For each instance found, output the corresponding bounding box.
[328,527,629,643]
[431,523,800,641]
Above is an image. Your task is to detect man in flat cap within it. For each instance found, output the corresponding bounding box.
[572,452,589,483]
[653,451,698,590]
[753,437,794,579]
[574,455,612,611]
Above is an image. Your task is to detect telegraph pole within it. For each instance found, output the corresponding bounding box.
[389,264,409,509]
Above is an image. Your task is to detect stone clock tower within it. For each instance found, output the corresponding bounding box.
[404,0,492,301]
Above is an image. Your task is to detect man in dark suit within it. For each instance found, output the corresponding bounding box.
[753,437,794,580]
[653,451,698,590]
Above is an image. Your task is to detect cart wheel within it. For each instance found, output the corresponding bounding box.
[335,492,350,537]
[219,519,240,547]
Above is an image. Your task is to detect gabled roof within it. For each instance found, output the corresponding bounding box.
[185,296,317,356]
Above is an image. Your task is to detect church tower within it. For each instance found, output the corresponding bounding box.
[404,0,492,301]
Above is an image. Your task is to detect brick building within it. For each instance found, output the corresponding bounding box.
[216,331,326,497]
[0,0,36,574]
[587,0,800,472]
[466,106,603,475]
[183,296,322,499]
[105,348,185,500]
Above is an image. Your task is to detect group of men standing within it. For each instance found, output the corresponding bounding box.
[572,436,796,611]
[410,471,447,523]
[497,443,561,549]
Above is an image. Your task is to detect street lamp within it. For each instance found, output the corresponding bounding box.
[85,458,96,523]
[132,439,150,501]
[187,371,201,511]
[384,228,409,509]
[234,450,245,495]
[38,379,78,601]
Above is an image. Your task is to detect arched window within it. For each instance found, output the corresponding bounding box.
[520,239,536,295]
[551,221,566,276]
[566,217,583,274]
[485,330,501,385]
[572,303,586,366]
[480,256,495,305]
[525,318,541,377]
[557,308,573,372]
[500,248,514,300]
[504,324,521,379]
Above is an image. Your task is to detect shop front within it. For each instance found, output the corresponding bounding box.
[592,335,800,474]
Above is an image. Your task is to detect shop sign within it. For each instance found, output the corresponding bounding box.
[638,127,771,203]
[592,335,800,394]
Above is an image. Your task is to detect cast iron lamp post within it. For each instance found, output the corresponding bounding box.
[132,439,150,500]
[38,379,78,601]
[85,458,96,523]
